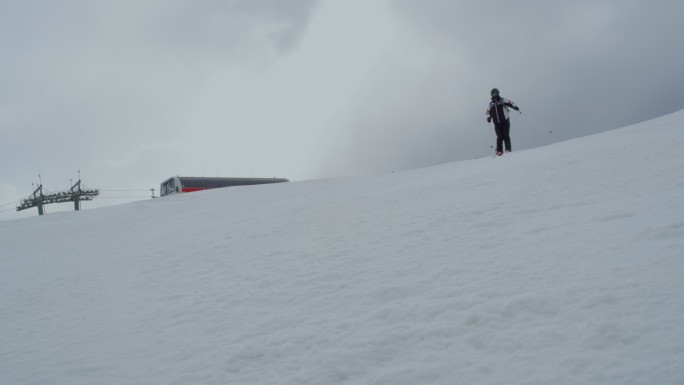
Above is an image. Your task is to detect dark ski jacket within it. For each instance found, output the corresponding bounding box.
[486,96,517,124]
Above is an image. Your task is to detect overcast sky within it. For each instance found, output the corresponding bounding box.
[2,0,684,220]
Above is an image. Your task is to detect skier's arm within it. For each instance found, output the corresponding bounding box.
[504,99,520,111]
[486,106,492,123]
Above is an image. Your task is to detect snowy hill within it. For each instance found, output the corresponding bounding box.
[2,111,684,385]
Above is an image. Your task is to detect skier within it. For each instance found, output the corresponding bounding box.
[486,88,520,156]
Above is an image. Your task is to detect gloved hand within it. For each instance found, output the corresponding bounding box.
[513,106,520,111]
[487,117,491,123]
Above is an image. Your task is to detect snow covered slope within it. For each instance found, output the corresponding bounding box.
[2,110,684,385]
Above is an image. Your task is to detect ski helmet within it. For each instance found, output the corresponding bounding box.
[491,88,500,97]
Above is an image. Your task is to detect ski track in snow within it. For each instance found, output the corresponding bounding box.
[2,110,684,384]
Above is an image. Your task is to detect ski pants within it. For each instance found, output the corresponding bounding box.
[494,119,511,153]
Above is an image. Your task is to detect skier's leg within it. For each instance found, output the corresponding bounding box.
[494,125,504,153]
[503,120,512,151]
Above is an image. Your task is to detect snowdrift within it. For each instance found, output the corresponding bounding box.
[2,110,684,385]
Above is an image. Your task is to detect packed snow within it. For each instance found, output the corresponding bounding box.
[2,111,684,385]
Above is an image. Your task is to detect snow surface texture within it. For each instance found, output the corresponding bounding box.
[2,111,684,385]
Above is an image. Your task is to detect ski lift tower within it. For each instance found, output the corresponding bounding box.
[17,174,100,216]
[69,179,100,211]
[16,183,47,215]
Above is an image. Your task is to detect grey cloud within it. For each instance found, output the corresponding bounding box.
[139,0,321,63]
[1,0,321,201]
[319,0,684,176]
